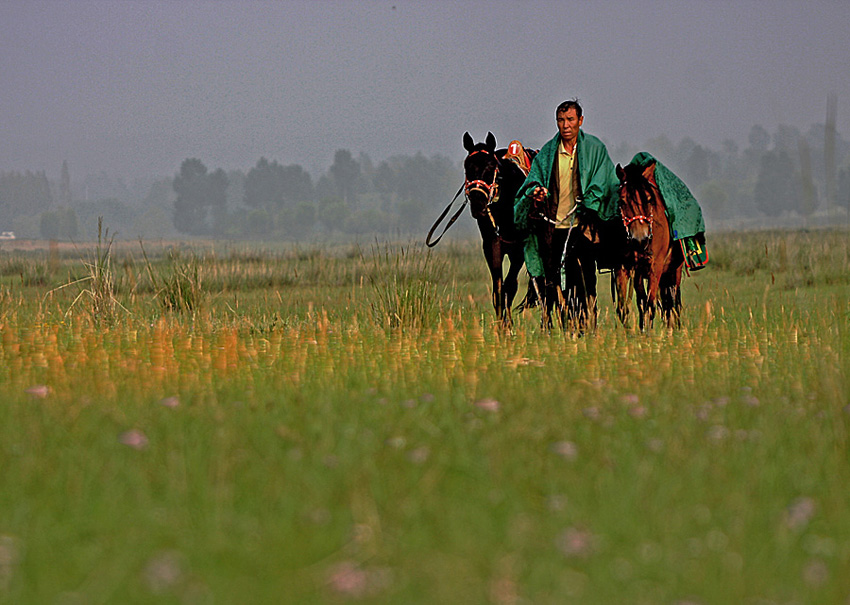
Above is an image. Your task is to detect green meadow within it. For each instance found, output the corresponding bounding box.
[0,229,848,604]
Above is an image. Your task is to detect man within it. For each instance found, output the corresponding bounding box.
[514,99,620,326]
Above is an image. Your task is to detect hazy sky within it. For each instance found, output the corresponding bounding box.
[1,0,848,182]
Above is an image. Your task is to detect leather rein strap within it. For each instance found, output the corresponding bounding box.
[426,183,467,247]
[426,148,502,248]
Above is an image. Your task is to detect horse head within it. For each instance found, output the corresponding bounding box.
[462,132,500,220]
[616,162,659,245]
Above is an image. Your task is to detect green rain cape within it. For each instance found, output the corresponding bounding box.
[629,152,705,241]
[514,130,619,277]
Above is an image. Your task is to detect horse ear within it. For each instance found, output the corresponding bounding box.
[616,164,625,181]
[463,132,475,153]
[485,132,496,152]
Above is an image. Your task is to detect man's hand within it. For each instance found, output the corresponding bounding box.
[531,186,548,204]
[529,186,548,217]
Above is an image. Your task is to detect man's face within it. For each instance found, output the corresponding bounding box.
[557,108,583,145]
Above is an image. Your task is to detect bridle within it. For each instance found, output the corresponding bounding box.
[425,146,518,248]
[619,178,660,241]
[464,149,503,234]
[622,213,654,229]
[464,149,501,212]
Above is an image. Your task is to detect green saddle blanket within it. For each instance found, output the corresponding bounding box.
[629,152,706,241]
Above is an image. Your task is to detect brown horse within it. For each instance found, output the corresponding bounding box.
[615,161,685,329]
[461,132,535,326]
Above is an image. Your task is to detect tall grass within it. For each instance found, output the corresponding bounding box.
[141,243,206,315]
[0,229,847,603]
[47,217,126,323]
[363,241,451,330]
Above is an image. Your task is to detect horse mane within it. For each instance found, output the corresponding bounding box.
[621,163,659,210]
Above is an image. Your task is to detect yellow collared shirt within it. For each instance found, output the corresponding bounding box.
[555,140,578,228]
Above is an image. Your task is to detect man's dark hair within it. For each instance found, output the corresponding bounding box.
[555,98,582,118]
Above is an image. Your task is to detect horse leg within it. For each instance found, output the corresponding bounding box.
[492,274,504,320]
[579,255,598,332]
[672,247,684,328]
[560,246,581,332]
[482,239,504,321]
[646,258,667,330]
[614,266,633,328]
[634,274,649,331]
[660,260,684,329]
[502,247,524,327]
[646,278,659,330]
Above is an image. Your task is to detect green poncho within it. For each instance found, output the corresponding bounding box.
[514,130,619,277]
[629,152,705,241]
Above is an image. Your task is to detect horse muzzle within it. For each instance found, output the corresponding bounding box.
[623,215,653,244]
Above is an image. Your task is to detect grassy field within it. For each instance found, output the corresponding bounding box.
[0,229,848,604]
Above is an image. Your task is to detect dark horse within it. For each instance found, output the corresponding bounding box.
[528,194,626,333]
[461,132,536,325]
[615,161,685,329]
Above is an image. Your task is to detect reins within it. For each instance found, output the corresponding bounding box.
[427,148,514,247]
[425,183,467,247]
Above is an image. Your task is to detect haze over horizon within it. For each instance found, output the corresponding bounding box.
[2,0,849,183]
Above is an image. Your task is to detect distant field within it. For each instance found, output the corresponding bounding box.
[0,229,847,604]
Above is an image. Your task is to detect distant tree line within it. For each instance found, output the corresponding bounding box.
[0,171,53,229]
[170,149,462,238]
[1,121,849,240]
[613,123,850,224]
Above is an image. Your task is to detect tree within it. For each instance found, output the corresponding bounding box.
[207,168,229,234]
[40,211,59,239]
[143,178,175,208]
[773,125,803,154]
[244,158,313,209]
[60,160,72,206]
[643,135,675,165]
[173,159,208,234]
[172,158,229,235]
[682,143,713,188]
[748,125,770,152]
[131,204,176,239]
[329,149,362,205]
[226,170,246,210]
[318,198,350,233]
[344,208,390,235]
[363,153,461,233]
[244,158,280,209]
[373,161,397,211]
[754,150,799,216]
[58,207,78,239]
[837,166,850,211]
[797,138,818,221]
[246,209,272,236]
[0,170,53,226]
[742,125,772,182]
[278,202,317,238]
[720,139,744,183]
[698,180,730,222]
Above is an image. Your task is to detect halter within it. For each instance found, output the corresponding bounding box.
[622,214,653,228]
[464,150,500,206]
[619,178,659,240]
[464,149,502,230]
